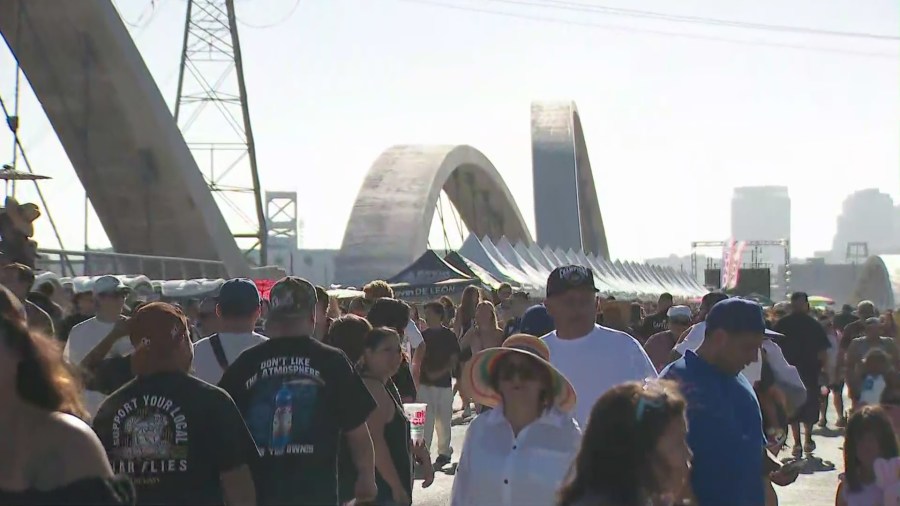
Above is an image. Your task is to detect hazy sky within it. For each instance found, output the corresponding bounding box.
[1,0,898,262]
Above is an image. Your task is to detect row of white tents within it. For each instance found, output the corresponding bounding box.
[34,273,225,300]
[456,235,707,299]
[34,235,708,303]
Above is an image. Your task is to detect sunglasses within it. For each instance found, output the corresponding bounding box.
[499,361,538,381]
[635,380,671,422]
[635,396,666,422]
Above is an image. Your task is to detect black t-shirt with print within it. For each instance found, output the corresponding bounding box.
[639,312,668,340]
[92,372,253,506]
[218,336,376,506]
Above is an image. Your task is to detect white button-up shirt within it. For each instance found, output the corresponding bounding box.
[451,406,581,506]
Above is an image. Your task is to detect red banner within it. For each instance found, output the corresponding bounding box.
[254,279,276,301]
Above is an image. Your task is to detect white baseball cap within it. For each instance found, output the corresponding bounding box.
[667,305,693,321]
[93,275,130,296]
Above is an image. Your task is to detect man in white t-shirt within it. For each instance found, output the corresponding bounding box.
[192,278,267,384]
[62,275,133,416]
[64,275,133,364]
[541,265,657,426]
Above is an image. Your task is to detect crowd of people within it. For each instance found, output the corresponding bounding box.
[2,258,900,505]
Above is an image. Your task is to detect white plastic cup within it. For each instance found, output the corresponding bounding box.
[403,402,427,443]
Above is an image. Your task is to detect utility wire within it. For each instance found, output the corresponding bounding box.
[400,0,899,59]
[483,0,900,41]
[237,0,302,29]
[111,0,158,28]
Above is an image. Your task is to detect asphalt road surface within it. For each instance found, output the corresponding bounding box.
[410,394,848,506]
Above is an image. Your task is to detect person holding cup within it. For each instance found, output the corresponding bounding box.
[451,334,580,506]
[357,326,434,505]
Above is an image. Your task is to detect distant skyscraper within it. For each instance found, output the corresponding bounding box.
[731,186,791,242]
[830,189,896,260]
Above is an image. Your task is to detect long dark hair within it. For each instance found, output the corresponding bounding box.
[458,286,481,329]
[844,405,899,492]
[558,381,686,506]
[0,285,87,420]
[438,296,455,325]
[357,326,401,372]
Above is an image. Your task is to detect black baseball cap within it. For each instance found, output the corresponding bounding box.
[546,265,598,298]
[217,278,261,316]
[268,277,318,318]
[706,298,771,335]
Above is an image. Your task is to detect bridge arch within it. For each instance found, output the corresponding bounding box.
[336,145,533,286]
[531,101,610,258]
[0,1,249,277]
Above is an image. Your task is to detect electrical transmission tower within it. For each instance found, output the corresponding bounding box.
[174,0,267,265]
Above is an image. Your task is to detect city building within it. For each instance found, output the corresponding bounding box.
[829,188,897,262]
[730,186,791,284]
[731,186,791,242]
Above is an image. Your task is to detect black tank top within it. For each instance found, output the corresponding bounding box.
[339,380,413,504]
[374,381,413,503]
[391,360,417,401]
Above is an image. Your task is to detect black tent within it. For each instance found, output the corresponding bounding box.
[388,250,478,300]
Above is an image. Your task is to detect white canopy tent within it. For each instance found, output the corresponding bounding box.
[456,235,707,299]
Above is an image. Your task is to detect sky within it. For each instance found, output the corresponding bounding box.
[1,0,898,262]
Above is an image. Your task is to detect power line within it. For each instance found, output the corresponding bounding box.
[111,0,159,28]
[483,0,900,41]
[399,0,899,59]
[237,0,302,29]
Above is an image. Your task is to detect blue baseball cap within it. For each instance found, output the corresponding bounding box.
[521,304,555,337]
[706,298,776,336]
[217,278,262,316]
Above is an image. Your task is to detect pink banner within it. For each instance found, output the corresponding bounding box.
[725,241,748,290]
[722,239,736,289]
[254,279,276,301]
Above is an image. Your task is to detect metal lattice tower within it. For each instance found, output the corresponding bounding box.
[174,0,267,265]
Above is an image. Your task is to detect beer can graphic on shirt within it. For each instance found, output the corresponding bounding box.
[271,383,293,452]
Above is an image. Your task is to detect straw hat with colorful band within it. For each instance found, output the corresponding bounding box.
[464,333,577,413]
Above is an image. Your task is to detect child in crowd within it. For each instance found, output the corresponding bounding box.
[836,406,900,506]
[858,349,894,408]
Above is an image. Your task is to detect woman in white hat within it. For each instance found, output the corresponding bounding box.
[450,334,580,506]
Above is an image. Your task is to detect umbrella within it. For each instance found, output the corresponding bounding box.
[0,165,51,181]
[327,288,365,299]
[807,295,835,306]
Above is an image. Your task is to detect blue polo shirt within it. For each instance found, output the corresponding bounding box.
[662,350,765,506]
